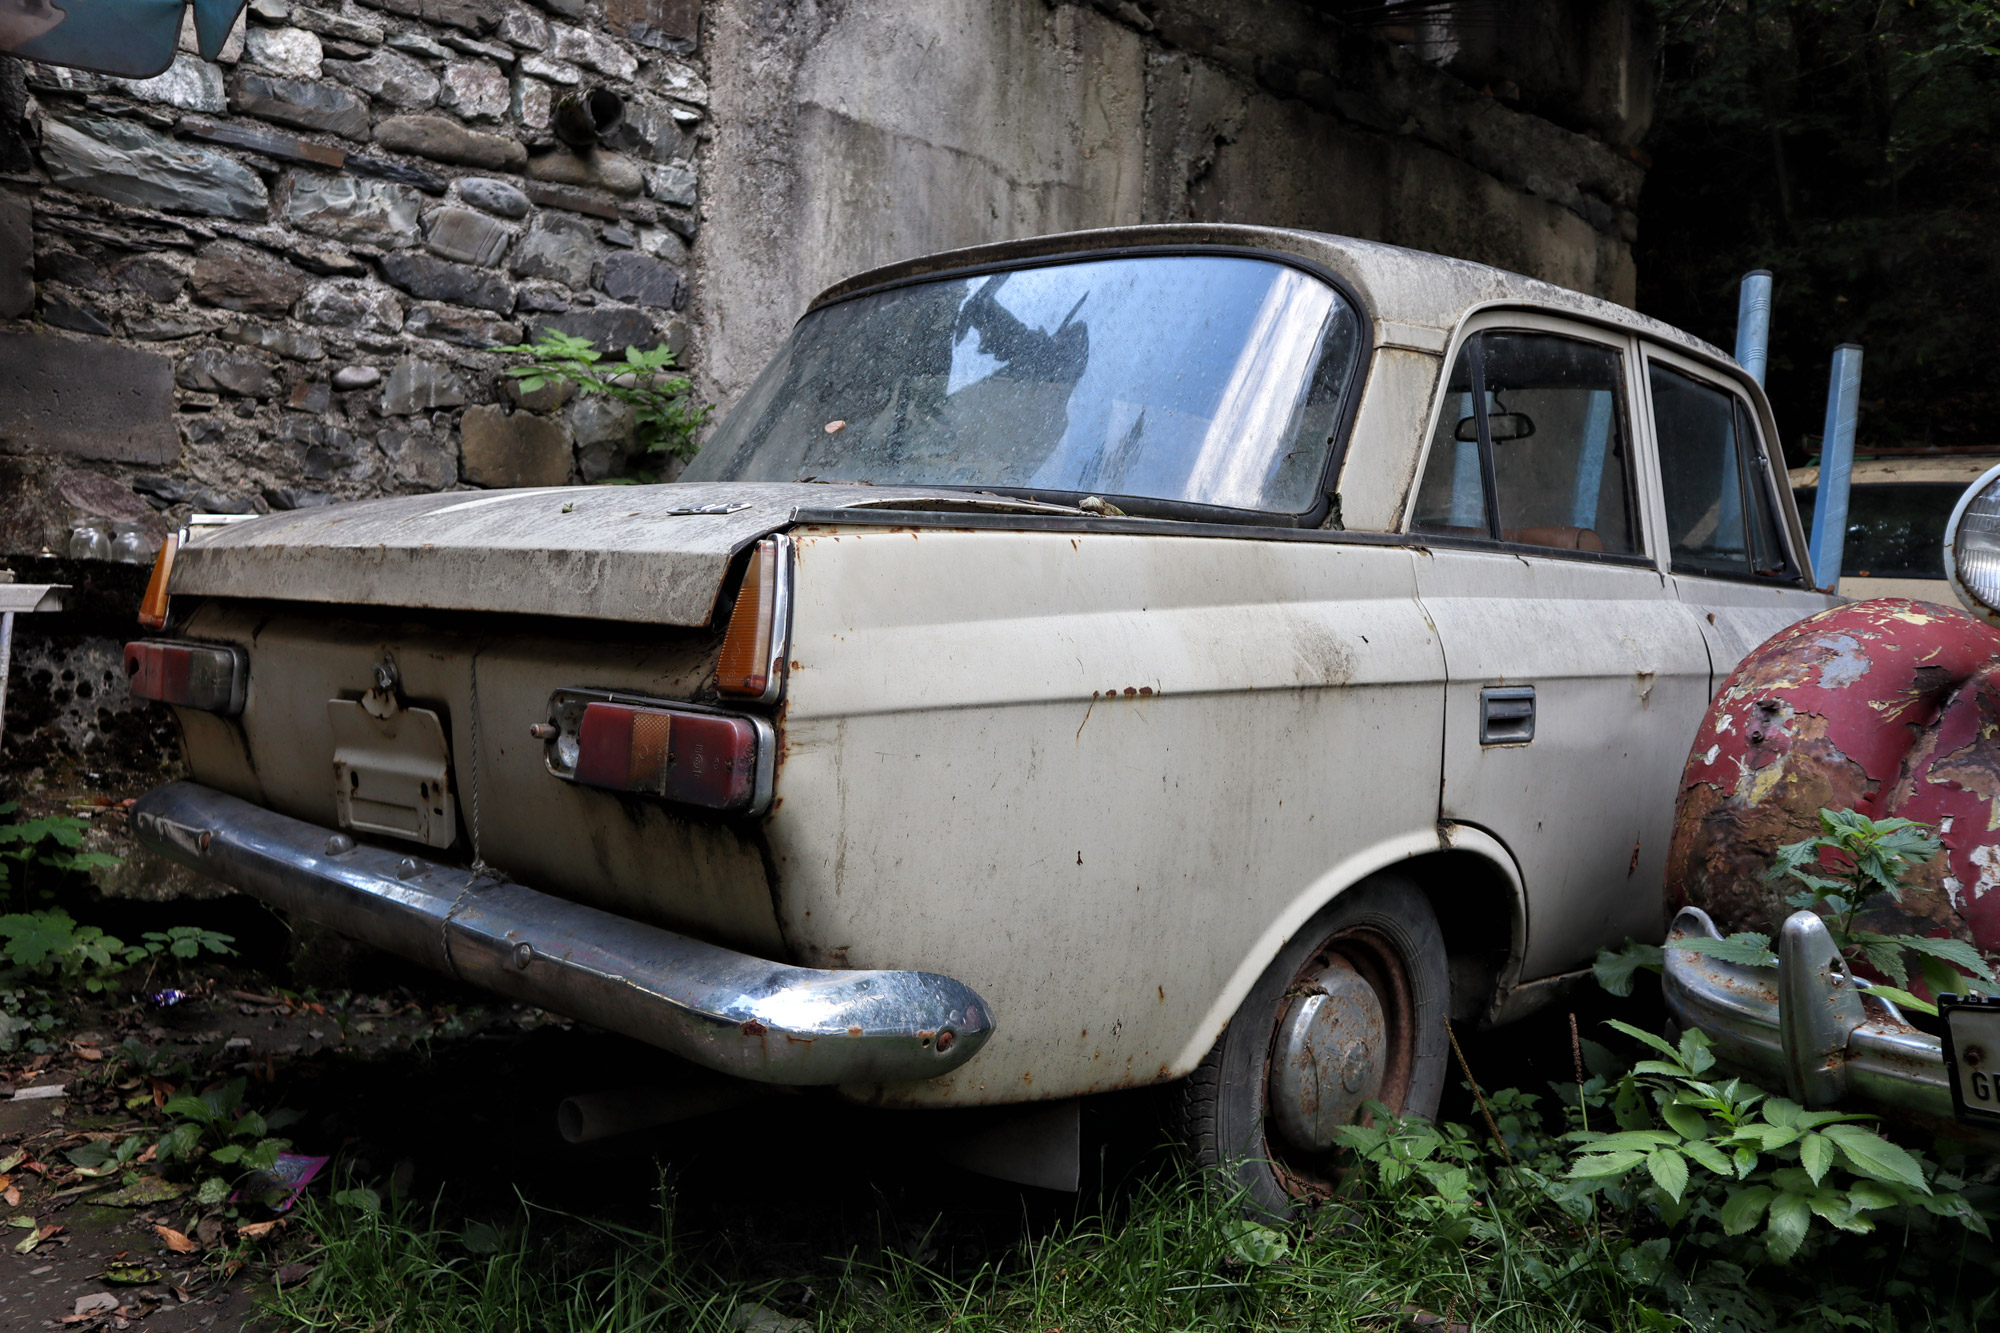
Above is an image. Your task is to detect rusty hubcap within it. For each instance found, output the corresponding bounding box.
[1267,956,1388,1153]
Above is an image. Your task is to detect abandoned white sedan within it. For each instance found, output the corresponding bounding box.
[122,223,1834,1215]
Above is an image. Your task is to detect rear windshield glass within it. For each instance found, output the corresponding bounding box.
[682,255,1364,516]
[1793,482,1966,579]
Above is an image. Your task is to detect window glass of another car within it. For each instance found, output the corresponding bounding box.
[1792,483,1962,580]
[1410,331,1640,554]
[682,254,1364,516]
[1651,364,1792,580]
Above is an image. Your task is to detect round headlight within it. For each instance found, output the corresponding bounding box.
[1944,462,2000,625]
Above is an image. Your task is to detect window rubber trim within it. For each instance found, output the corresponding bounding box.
[790,243,1374,531]
[784,505,1659,568]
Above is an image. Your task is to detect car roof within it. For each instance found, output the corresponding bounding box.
[806,222,1733,365]
[1788,455,2000,488]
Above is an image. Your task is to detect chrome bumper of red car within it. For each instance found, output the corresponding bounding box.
[1663,905,1999,1144]
[131,781,994,1086]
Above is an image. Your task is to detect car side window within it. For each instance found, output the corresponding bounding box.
[1411,331,1639,555]
[1650,364,1793,580]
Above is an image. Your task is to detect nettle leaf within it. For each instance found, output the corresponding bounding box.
[1660,1099,1708,1140]
[1568,1149,1650,1179]
[1672,934,1779,968]
[1766,1191,1812,1262]
[1569,1130,1678,1153]
[1900,932,1997,981]
[1720,1184,1774,1235]
[1823,1124,1929,1192]
[1807,1189,1875,1233]
[1594,939,1663,997]
[1606,1019,1681,1061]
[1800,1132,1835,1185]
[1863,982,1939,1017]
[1677,1027,1717,1074]
[1859,937,1913,989]
[1683,1140,1734,1176]
[1847,1179,1903,1212]
[1646,1149,1690,1203]
[1762,1097,1803,1128]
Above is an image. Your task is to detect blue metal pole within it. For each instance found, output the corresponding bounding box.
[1806,344,1864,591]
[1735,270,1774,387]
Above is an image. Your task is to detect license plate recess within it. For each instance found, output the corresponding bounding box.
[1940,993,2000,1125]
[328,699,457,849]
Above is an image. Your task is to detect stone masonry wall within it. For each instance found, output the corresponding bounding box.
[0,0,705,568]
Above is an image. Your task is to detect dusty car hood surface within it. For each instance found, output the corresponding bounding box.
[170,483,1036,626]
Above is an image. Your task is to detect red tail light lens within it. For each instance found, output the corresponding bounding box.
[124,640,248,715]
[551,695,771,815]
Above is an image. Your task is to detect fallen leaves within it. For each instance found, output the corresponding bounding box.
[237,1218,282,1240]
[153,1224,198,1254]
[16,1222,65,1253]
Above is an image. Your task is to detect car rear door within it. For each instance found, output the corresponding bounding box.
[1636,345,1835,688]
[1409,313,1715,978]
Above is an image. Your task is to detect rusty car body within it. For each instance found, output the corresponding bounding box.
[123,223,1837,1211]
[1664,457,2000,1138]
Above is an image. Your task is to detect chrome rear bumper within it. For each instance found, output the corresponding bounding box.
[131,781,994,1086]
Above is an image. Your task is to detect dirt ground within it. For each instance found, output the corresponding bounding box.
[0,892,1627,1333]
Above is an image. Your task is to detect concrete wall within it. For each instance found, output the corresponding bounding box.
[696,0,1651,403]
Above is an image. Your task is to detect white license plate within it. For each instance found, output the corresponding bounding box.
[1941,995,2000,1125]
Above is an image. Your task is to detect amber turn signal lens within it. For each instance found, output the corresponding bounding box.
[137,534,178,630]
[717,538,784,701]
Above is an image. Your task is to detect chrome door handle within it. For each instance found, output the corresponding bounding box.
[1479,686,1535,745]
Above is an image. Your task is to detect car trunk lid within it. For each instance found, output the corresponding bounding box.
[169,482,1043,626]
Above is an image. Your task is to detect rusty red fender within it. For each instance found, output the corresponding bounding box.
[1667,598,2000,968]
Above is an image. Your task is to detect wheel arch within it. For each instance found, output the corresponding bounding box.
[1167,823,1526,1075]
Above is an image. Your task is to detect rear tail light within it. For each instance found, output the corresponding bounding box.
[540,689,773,816]
[124,639,248,715]
[137,534,178,630]
[716,536,790,703]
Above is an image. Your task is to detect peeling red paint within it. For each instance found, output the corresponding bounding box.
[1669,598,2000,976]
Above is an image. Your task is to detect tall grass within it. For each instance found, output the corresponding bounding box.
[264,1163,1662,1333]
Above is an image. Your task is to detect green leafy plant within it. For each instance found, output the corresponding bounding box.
[1566,1020,1984,1263]
[1662,807,1995,1014]
[156,1078,302,1206]
[0,802,121,899]
[494,330,709,473]
[0,908,234,992]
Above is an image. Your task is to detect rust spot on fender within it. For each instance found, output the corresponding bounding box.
[740,1018,768,1036]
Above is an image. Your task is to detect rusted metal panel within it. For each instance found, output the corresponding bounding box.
[176,600,785,953]
[1668,598,2000,954]
[763,526,1456,1107]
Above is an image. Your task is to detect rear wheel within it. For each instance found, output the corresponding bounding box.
[1180,874,1449,1219]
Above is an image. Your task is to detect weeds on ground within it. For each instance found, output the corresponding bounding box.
[0,802,234,1045]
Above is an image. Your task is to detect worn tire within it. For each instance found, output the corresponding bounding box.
[1180,874,1448,1220]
